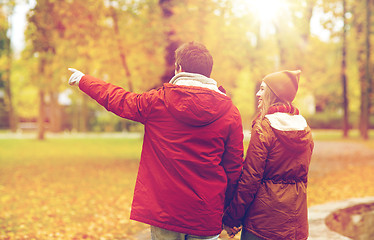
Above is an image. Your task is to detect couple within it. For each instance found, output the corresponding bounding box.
[68,42,314,240]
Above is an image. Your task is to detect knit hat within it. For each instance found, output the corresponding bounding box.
[263,70,301,103]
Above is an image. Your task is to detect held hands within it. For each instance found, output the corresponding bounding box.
[68,68,85,86]
[223,224,242,238]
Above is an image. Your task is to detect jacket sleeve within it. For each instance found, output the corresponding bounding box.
[221,110,244,209]
[223,120,271,227]
[79,75,157,124]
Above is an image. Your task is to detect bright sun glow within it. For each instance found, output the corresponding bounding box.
[234,0,289,32]
[249,0,287,24]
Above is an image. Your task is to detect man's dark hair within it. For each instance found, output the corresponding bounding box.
[175,41,213,78]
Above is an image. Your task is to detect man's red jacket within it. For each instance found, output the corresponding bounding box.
[79,75,244,236]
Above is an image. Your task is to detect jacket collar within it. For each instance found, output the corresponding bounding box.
[169,72,225,95]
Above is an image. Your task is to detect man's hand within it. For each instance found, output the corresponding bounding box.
[223,224,242,238]
[68,68,85,86]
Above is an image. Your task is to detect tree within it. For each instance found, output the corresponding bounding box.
[361,0,372,139]
[0,1,16,131]
[352,0,371,139]
[108,0,133,92]
[159,0,180,84]
[14,0,371,134]
[27,0,59,139]
[341,0,349,137]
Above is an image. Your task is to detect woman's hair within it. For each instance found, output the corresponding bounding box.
[253,84,289,127]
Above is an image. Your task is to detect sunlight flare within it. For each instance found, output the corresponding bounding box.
[234,0,289,27]
[252,0,287,24]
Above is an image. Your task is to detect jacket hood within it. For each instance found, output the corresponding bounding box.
[163,75,232,126]
[265,112,313,151]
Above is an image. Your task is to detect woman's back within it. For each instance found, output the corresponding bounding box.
[241,113,313,240]
[223,70,314,240]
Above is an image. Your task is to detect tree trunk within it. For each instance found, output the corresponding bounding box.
[341,0,349,137]
[274,24,286,68]
[3,9,16,132]
[355,27,366,137]
[360,0,371,139]
[37,90,46,140]
[72,100,79,132]
[37,57,47,140]
[363,0,371,139]
[296,0,315,70]
[352,1,368,138]
[109,1,133,91]
[4,46,16,132]
[49,91,61,132]
[159,0,180,84]
[80,94,88,132]
[301,0,315,45]
[253,25,263,112]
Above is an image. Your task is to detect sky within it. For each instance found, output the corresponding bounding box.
[9,0,36,53]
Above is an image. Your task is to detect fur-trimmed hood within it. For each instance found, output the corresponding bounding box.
[265,112,312,152]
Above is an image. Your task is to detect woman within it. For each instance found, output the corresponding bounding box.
[223,70,314,240]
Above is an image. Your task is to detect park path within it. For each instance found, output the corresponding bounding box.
[309,141,374,177]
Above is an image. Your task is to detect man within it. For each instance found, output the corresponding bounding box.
[68,41,243,240]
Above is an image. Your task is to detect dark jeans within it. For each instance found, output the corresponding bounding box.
[241,229,263,240]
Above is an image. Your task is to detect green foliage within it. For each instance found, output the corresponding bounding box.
[232,68,257,129]
[3,0,373,133]
[10,58,39,119]
[89,109,143,133]
[307,111,352,129]
[307,111,374,130]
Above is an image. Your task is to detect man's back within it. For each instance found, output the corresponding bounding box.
[129,82,243,236]
[68,41,244,238]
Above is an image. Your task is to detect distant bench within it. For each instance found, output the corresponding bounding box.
[18,122,50,131]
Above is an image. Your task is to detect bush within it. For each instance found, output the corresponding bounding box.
[306,112,354,129]
[306,111,374,129]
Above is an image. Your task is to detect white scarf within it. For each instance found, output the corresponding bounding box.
[169,72,225,95]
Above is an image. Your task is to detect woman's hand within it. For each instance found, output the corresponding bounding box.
[223,224,242,238]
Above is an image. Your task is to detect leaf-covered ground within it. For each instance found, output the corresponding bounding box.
[0,136,145,240]
[1,161,142,240]
[308,141,374,206]
[1,133,374,239]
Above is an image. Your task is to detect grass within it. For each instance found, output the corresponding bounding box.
[0,136,142,166]
[312,129,374,151]
[1,130,374,239]
[312,128,374,141]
